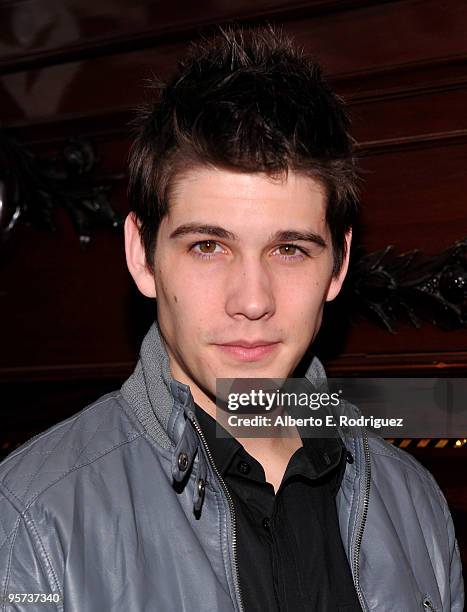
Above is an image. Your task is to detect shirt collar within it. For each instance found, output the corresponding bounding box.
[193,401,346,487]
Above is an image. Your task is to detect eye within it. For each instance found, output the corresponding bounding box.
[273,244,309,261]
[188,241,311,262]
[190,240,225,260]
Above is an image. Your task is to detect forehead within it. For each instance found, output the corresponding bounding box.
[167,167,327,227]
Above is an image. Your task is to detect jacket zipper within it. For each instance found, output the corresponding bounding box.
[188,414,245,612]
[352,430,371,611]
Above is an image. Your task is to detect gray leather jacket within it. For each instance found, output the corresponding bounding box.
[0,322,464,611]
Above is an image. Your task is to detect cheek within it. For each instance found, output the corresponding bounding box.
[279,281,327,340]
[280,277,327,310]
[158,271,222,330]
[174,266,223,302]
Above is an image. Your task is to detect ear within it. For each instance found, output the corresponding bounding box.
[325,229,352,302]
[124,212,157,298]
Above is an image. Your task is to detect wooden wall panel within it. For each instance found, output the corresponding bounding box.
[3,1,467,122]
[350,88,467,142]
[358,141,467,252]
[1,0,385,66]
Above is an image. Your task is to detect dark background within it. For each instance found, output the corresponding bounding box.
[1,0,466,574]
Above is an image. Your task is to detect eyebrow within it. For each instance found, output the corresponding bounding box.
[168,223,327,248]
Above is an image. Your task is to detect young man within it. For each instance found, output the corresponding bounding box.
[0,27,463,612]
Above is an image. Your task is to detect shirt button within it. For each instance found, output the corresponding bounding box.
[237,460,251,475]
[262,517,270,529]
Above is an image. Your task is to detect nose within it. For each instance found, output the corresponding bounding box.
[225,256,276,320]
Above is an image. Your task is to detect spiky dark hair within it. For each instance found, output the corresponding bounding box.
[128,25,359,275]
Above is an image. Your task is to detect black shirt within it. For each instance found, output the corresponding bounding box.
[194,403,362,612]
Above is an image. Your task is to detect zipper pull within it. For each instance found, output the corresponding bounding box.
[186,412,209,513]
[422,596,435,610]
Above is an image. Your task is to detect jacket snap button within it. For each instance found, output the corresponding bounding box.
[346,451,354,464]
[262,517,270,529]
[197,478,205,494]
[178,452,189,471]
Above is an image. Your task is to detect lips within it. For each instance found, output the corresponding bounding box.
[219,340,279,348]
[215,341,280,362]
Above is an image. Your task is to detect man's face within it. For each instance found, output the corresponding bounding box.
[126,167,350,408]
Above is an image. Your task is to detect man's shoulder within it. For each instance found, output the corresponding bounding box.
[0,390,143,512]
[368,435,449,514]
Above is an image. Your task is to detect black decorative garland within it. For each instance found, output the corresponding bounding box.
[0,130,122,246]
[350,240,467,332]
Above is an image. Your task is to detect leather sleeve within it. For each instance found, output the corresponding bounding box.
[0,488,62,612]
[440,487,465,612]
[425,467,465,611]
